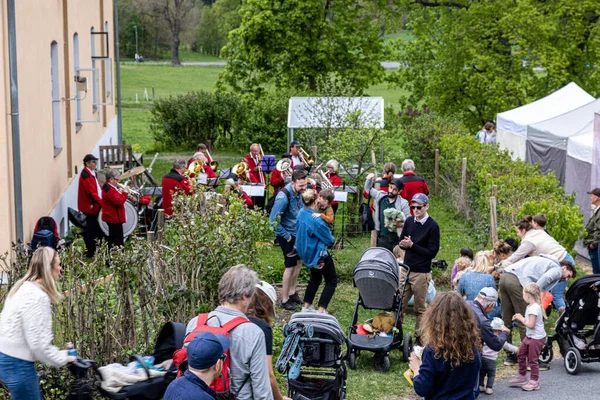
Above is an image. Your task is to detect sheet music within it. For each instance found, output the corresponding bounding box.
[241,185,265,196]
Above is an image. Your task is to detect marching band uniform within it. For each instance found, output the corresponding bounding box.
[78,155,103,257]
[271,154,292,196]
[325,171,343,214]
[101,183,129,247]
[161,169,194,216]
[244,153,266,209]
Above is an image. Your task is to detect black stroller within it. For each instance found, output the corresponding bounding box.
[277,312,347,400]
[539,274,600,374]
[347,247,412,372]
[69,322,186,399]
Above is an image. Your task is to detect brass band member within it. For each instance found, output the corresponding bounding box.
[244,144,266,209]
[270,154,292,196]
[289,140,303,169]
[78,154,103,257]
[101,169,129,247]
[325,159,343,215]
[162,159,194,217]
[224,176,253,208]
[193,143,215,172]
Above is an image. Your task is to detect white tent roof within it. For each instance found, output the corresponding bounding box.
[497,82,594,138]
[567,133,593,163]
[527,98,600,150]
[287,97,384,129]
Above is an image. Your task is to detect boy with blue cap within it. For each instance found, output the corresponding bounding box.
[164,332,230,400]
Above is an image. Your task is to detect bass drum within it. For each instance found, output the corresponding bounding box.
[98,201,139,239]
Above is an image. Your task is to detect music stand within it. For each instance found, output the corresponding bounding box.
[261,156,276,203]
[333,184,358,250]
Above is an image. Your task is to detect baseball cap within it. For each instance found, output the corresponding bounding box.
[83,154,98,163]
[390,178,405,190]
[187,332,230,370]
[490,317,505,331]
[411,193,429,205]
[256,281,277,305]
[290,140,302,147]
[588,188,600,197]
[479,287,498,305]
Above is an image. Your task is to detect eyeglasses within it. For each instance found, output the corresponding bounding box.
[219,353,227,362]
[410,205,423,210]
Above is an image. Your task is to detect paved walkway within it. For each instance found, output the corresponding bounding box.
[124,61,403,69]
[492,359,600,399]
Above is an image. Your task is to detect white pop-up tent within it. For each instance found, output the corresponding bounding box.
[287,97,384,147]
[496,82,594,160]
[565,130,593,222]
[526,98,600,184]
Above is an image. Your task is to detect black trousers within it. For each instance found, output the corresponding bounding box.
[377,234,398,252]
[479,357,497,388]
[83,213,102,257]
[107,223,124,247]
[251,195,266,210]
[331,203,339,215]
[303,255,338,309]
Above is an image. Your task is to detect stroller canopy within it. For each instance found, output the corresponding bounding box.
[565,274,600,304]
[354,247,400,310]
[289,312,346,346]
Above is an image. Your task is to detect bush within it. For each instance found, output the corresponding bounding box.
[150,90,244,150]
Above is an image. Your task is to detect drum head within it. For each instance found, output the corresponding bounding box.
[98,202,139,239]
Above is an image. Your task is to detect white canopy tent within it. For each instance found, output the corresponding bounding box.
[526,98,600,184]
[287,97,385,148]
[496,82,594,160]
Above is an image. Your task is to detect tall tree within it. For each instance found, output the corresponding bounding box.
[196,0,242,56]
[217,0,385,95]
[389,0,600,129]
[146,0,198,66]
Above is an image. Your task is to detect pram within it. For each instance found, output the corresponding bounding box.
[277,312,347,400]
[347,247,412,372]
[69,322,185,399]
[539,274,600,375]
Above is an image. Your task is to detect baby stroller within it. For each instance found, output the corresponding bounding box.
[277,312,347,400]
[94,321,186,399]
[539,274,600,375]
[347,247,412,372]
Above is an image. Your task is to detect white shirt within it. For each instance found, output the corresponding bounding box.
[525,303,546,340]
[291,155,302,168]
[415,212,430,225]
[86,167,102,200]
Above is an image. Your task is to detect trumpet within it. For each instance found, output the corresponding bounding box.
[206,149,219,171]
[232,161,250,182]
[118,183,140,196]
[299,147,315,167]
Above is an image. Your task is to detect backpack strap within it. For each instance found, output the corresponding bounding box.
[221,316,250,332]
[280,187,291,212]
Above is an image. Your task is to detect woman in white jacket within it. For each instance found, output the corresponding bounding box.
[0,247,76,399]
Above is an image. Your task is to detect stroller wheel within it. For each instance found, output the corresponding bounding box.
[539,344,553,364]
[373,352,390,373]
[564,347,582,375]
[347,352,357,370]
[402,334,413,362]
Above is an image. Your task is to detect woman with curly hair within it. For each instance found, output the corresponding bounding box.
[410,292,482,399]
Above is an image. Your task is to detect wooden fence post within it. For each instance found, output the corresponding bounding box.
[490,196,498,244]
[434,148,440,196]
[312,146,318,161]
[156,209,165,242]
[492,184,497,198]
[460,157,467,209]
[207,140,212,152]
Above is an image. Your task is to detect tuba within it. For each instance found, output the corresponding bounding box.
[232,161,250,182]
[276,158,292,180]
[299,147,315,167]
[318,169,333,189]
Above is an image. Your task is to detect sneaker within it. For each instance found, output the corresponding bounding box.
[521,380,540,391]
[485,388,493,395]
[288,293,302,305]
[508,375,528,387]
[319,309,329,315]
[280,300,299,311]
[539,362,550,371]
[479,386,486,393]
[504,353,518,366]
[527,366,531,371]
[301,305,316,313]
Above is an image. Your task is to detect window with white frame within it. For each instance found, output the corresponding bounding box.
[104,21,112,99]
[73,32,81,130]
[51,41,61,156]
[90,27,99,112]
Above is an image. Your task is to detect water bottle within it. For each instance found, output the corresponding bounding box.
[67,342,78,358]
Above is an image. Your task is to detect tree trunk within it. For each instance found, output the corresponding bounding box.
[171,29,181,66]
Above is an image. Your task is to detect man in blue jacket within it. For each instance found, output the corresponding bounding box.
[295,189,337,313]
[269,169,308,310]
[164,332,229,400]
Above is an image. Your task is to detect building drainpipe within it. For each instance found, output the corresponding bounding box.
[114,0,123,144]
[7,0,23,242]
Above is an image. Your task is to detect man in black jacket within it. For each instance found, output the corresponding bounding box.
[398,193,440,343]
[471,288,509,351]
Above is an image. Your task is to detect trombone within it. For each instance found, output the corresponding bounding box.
[257,144,266,185]
[299,147,315,167]
[206,149,219,171]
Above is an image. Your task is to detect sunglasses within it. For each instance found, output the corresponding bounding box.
[219,353,227,362]
[410,205,424,210]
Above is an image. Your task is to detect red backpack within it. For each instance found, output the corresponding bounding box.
[173,313,249,396]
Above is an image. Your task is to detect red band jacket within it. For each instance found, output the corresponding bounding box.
[162,169,194,216]
[244,154,265,184]
[326,172,343,206]
[78,168,102,215]
[101,184,129,224]
[270,168,287,196]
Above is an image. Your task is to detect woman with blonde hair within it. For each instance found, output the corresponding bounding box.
[410,292,482,399]
[324,159,342,215]
[0,247,77,399]
[457,251,497,303]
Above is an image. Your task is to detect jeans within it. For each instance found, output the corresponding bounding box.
[590,245,600,275]
[0,352,42,400]
[479,357,497,388]
[303,255,338,309]
[551,252,576,309]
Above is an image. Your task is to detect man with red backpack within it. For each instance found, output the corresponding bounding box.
[182,265,273,400]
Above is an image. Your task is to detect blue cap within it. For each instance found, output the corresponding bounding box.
[187,332,230,370]
[411,193,429,205]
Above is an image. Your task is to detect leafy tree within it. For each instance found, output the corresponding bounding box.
[217,0,385,95]
[389,0,600,129]
[196,0,242,56]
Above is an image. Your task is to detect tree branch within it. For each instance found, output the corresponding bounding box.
[413,0,467,8]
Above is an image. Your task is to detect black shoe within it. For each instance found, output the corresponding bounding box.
[280,300,299,311]
[504,353,518,366]
[288,293,302,305]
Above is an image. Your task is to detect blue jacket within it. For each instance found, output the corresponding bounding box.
[295,207,335,267]
[470,300,507,352]
[164,370,216,400]
[413,346,481,400]
[268,183,303,240]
